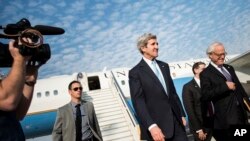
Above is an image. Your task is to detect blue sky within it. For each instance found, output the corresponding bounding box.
[1,0,250,79]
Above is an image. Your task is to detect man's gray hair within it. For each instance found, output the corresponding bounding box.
[206,42,224,55]
[137,33,157,54]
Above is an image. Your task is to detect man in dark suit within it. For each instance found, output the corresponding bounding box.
[182,62,213,141]
[52,80,102,141]
[129,33,188,141]
[200,42,249,141]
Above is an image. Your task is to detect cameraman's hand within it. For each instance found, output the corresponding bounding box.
[9,40,30,63]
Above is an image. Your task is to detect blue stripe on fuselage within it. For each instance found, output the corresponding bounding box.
[21,111,57,139]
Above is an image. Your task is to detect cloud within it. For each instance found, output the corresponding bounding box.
[0,0,249,78]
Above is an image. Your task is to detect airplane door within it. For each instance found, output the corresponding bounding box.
[87,76,101,90]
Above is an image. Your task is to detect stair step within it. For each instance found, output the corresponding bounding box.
[97,110,123,118]
[98,114,124,122]
[86,88,138,141]
[95,107,121,114]
[103,131,132,141]
[95,103,120,111]
[83,93,114,100]
[100,122,128,130]
[101,126,130,136]
[94,101,119,108]
[99,117,126,127]
[92,98,117,105]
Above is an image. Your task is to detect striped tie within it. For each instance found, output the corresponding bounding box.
[220,67,232,82]
[220,66,239,105]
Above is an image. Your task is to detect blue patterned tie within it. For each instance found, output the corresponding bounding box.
[151,61,168,95]
[220,67,232,82]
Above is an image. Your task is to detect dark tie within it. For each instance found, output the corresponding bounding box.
[75,104,82,141]
[220,67,232,82]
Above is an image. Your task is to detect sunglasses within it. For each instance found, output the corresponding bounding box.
[72,87,83,91]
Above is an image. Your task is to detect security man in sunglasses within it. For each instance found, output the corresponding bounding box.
[52,80,102,141]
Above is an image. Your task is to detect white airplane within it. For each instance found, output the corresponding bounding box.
[21,51,250,141]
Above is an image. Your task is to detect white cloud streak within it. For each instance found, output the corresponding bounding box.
[0,0,249,78]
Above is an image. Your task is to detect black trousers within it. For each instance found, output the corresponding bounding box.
[167,116,188,141]
[213,105,247,141]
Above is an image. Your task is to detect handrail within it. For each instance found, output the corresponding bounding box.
[110,71,140,140]
[110,71,138,126]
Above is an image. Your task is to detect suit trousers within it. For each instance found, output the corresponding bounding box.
[167,115,188,141]
[213,104,246,141]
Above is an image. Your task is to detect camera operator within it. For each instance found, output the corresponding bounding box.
[0,39,41,141]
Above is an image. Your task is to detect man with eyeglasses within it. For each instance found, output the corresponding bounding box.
[200,42,249,141]
[52,80,102,141]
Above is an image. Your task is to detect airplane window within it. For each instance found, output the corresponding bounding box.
[54,90,58,95]
[37,92,42,98]
[121,80,125,85]
[45,91,50,97]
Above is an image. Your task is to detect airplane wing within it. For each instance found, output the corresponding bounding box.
[226,50,250,96]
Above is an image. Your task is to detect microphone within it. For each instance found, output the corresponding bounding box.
[34,25,65,35]
[3,24,65,35]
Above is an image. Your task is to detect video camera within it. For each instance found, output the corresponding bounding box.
[0,18,65,67]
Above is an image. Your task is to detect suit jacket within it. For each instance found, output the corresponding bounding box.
[182,79,204,132]
[129,59,186,140]
[182,79,214,141]
[52,101,102,141]
[200,63,248,129]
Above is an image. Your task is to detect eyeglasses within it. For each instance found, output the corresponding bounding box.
[72,87,83,91]
[212,52,227,57]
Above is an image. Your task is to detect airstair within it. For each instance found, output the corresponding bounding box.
[82,79,140,141]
